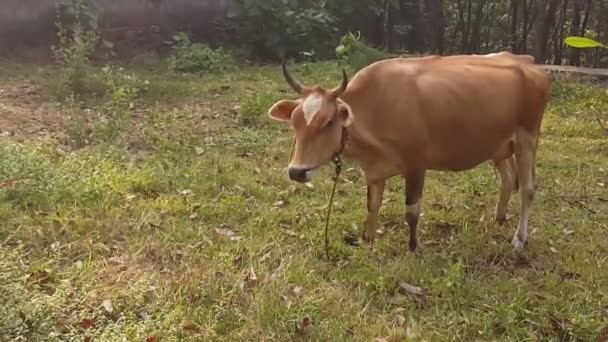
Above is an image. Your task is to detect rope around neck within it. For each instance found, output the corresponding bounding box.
[286,128,347,261]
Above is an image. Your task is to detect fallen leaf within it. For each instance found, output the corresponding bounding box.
[273,200,286,208]
[305,182,314,189]
[194,147,205,155]
[182,321,201,334]
[285,230,299,237]
[260,251,272,263]
[214,227,235,237]
[26,270,51,286]
[295,316,312,336]
[292,286,303,295]
[102,299,113,314]
[107,256,123,266]
[189,212,199,220]
[399,281,423,295]
[146,336,158,342]
[244,267,258,289]
[0,178,24,188]
[388,294,407,305]
[392,314,406,327]
[80,318,94,330]
[342,233,359,246]
[550,246,558,254]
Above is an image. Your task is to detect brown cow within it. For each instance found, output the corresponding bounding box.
[268,52,550,251]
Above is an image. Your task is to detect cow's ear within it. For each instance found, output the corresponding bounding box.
[268,100,299,123]
[336,99,354,127]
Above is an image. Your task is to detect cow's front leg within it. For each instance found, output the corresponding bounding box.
[362,181,386,245]
[405,170,426,252]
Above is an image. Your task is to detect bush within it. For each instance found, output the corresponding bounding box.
[335,32,394,72]
[239,91,277,127]
[49,0,102,101]
[167,32,233,74]
[62,65,150,148]
[223,0,339,61]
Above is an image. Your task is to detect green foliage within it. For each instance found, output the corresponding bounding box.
[239,91,277,127]
[564,36,607,49]
[62,65,150,148]
[50,0,102,101]
[223,0,339,61]
[335,32,393,71]
[0,245,60,341]
[168,32,233,74]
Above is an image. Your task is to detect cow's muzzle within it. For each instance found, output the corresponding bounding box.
[288,167,312,183]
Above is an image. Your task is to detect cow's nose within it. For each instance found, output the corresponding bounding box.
[288,168,309,183]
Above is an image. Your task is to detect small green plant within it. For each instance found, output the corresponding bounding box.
[239,91,277,127]
[91,65,149,143]
[168,32,233,74]
[62,65,150,147]
[50,0,101,101]
[335,32,393,72]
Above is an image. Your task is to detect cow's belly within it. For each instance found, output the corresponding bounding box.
[424,134,513,171]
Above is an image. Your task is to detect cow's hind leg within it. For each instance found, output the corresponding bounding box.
[363,180,386,245]
[512,130,538,249]
[405,170,426,252]
[493,158,516,226]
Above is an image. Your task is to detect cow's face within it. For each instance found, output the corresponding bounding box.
[268,63,354,183]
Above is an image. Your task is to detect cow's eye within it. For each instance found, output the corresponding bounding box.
[326,119,334,128]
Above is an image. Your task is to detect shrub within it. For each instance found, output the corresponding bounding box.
[167,32,233,74]
[239,91,277,127]
[335,32,394,72]
[223,0,339,61]
[62,65,150,148]
[49,0,102,101]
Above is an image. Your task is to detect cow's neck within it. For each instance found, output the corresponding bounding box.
[339,93,399,181]
[342,116,381,167]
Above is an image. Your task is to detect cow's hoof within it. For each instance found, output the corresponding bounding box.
[361,232,374,245]
[495,216,506,227]
[511,237,526,249]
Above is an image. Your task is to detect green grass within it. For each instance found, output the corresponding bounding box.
[1,58,607,342]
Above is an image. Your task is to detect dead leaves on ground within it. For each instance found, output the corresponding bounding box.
[214,225,242,241]
[0,177,26,188]
[295,316,313,337]
[389,280,424,306]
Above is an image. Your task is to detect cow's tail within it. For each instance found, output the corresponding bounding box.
[508,155,519,192]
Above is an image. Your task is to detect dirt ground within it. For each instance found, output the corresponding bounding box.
[0,82,66,142]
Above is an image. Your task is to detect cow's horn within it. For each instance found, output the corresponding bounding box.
[282,61,303,94]
[331,69,348,98]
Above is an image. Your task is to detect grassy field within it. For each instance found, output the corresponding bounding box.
[0,56,607,342]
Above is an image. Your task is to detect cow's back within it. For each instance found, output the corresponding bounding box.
[342,56,549,171]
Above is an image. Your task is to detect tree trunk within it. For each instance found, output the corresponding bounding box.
[533,0,559,63]
[400,0,426,52]
[383,0,392,50]
[552,0,569,65]
[597,0,608,67]
[451,0,466,52]
[483,1,496,51]
[510,0,521,52]
[425,0,445,54]
[461,0,473,52]
[470,0,486,53]
[568,0,582,65]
